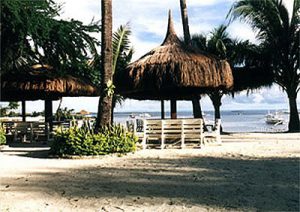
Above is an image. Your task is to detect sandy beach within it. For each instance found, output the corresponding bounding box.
[0,132,299,211]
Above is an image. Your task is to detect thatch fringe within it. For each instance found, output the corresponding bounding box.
[1,69,100,101]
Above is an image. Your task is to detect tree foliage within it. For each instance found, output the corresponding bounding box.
[112,24,134,111]
[191,25,274,123]
[228,0,300,131]
[112,23,133,74]
[1,0,100,84]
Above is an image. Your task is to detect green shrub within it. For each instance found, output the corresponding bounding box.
[0,125,6,145]
[50,124,137,156]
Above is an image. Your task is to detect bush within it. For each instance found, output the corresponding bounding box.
[50,124,137,156]
[0,126,6,145]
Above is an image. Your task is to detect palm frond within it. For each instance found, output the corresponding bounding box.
[112,23,132,73]
[228,0,286,42]
[191,34,207,51]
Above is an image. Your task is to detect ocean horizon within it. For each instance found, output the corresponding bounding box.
[110,109,289,133]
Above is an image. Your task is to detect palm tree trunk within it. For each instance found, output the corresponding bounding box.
[179,0,191,44]
[171,100,177,119]
[95,0,113,131]
[209,92,223,132]
[210,95,222,120]
[179,0,204,119]
[45,100,53,132]
[288,92,300,132]
[161,100,165,119]
[21,100,26,122]
[111,107,114,124]
[213,101,221,120]
[192,98,208,131]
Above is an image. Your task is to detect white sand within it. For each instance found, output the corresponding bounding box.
[0,133,299,211]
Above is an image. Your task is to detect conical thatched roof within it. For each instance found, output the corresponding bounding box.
[115,11,233,100]
[1,65,100,101]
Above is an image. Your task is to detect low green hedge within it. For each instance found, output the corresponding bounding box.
[0,126,6,145]
[50,124,137,156]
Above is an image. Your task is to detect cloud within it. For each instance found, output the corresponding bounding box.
[56,0,100,24]
[227,22,257,43]
[221,85,295,110]
[55,0,238,59]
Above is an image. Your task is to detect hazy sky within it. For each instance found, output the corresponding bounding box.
[2,0,298,113]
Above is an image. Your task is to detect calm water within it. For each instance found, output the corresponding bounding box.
[111,110,289,133]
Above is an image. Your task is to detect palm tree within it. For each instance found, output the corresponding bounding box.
[179,0,205,119]
[95,0,113,129]
[192,25,273,130]
[90,24,133,124]
[228,0,300,132]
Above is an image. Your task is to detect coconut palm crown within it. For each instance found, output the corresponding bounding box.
[228,0,300,132]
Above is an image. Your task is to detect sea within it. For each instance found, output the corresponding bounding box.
[94,109,290,133]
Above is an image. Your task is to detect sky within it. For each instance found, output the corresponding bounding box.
[1,0,298,113]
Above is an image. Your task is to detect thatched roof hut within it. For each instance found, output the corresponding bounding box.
[1,65,100,101]
[115,11,233,100]
[1,65,99,129]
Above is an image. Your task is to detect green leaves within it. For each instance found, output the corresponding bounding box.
[105,80,115,97]
[112,23,133,74]
[0,126,6,146]
[1,0,100,84]
[111,24,134,107]
[50,124,137,156]
[228,0,299,91]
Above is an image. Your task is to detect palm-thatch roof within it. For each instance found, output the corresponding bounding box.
[1,65,100,101]
[115,11,233,100]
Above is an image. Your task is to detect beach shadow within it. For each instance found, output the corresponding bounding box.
[2,155,299,211]
[1,142,51,158]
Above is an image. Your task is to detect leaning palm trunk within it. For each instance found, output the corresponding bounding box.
[95,0,113,130]
[179,0,204,119]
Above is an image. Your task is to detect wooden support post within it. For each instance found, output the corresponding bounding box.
[45,100,53,132]
[161,100,165,119]
[22,101,26,122]
[171,100,177,119]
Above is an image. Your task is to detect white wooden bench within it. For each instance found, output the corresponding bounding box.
[182,119,204,148]
[162,119,182,149]
[142,118,204,149]
[142,119,162,149]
